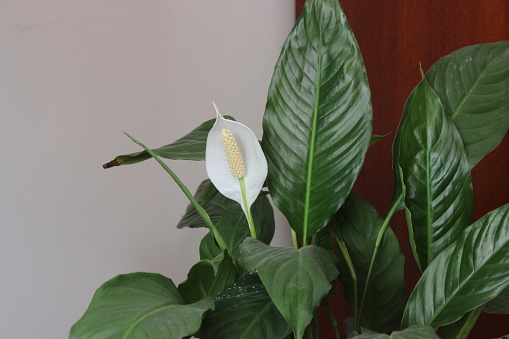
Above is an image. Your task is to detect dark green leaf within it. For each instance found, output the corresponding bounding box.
[390,84,419,212]
[398,79,473,271]
[370,133,390,147]
[334,194,407,333]
[201,274,291,339]
[70,273,214,339]
[239,238,338,338]
[178,251,237,304]
[177,179,234,229]
[261,0,372,242]
[353,325,440,339]
[199,194,275,260]
[485,285,509,314]
[402,204,509,329]
[392,41,509,209]
[425,41,509,169]
[439,305,483,339]
[103,116,235,168]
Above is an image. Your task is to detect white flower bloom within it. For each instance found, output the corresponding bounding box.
[205,102,268,234]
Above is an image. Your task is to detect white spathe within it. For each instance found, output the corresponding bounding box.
[205,102,268,216]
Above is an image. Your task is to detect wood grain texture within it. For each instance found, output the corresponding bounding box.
[295,0,508,337]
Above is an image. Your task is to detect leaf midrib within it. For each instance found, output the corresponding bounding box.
[303,35,324,242]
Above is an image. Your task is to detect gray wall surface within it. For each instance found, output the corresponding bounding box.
[0,1,294,337]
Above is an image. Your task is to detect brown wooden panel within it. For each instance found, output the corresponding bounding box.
[295,1,509,337]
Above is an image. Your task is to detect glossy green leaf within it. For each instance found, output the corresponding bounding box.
[199,194,275,260]
[239,238,338,338]
[178,251,237,304]
[334,194,407,333]
[103,116,235,168]
[390,86,418,211]
[201,274,291,339]
[425,41,509,169]
[177,179,234,229]
[391,41,509,209]
[485,285,509,314]
[353,325,440,339]
[70,273,214,339]
[402,204,509,329]
[398,79,473,271]
[261,0,372,242]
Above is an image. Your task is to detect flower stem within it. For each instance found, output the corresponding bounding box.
[239,177,256,239]
[336,234,358,329]
[124,132,227,251]
[322,304,340,339]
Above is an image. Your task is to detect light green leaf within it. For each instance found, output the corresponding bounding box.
[353,325,439,339]
[335,194,407,333]
[199,194,275,261]
[177,179,234,229]
[402,204,509,329]
[201,274,291,339]
[70,273,214,339]
[103,116,235,168]
[425,41,509,169]
[239,238,338,338]
[178,251,237,304]
[398,79,473,271]
[261,0,372,242]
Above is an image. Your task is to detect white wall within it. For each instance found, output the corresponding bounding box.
[0,1,295,337]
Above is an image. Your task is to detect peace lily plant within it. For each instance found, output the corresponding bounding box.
[71,0,509,338]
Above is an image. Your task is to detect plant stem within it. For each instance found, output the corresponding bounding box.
[292,229,299,249]
[355,193,403,331]
[239,177,256,239]
[124,132,227,251]
[336,234,358,328]
[322,304,341,339]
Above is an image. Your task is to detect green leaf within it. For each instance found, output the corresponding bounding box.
[425,41,509,169]
[398,79,473,271]
[390,85,419,212]
[334,194,407,333]
[103,116,235,168]
[177,179,234,229]
[199,194,275,260]
[370,133,390,147]
[201,274,291,339]
[391,41,509,210]
[239,238,338,338]
[352,325,440,339]
[261,0,372,242]
[485,285,509,314]
[70,273,214,339]
[178,251,237,304]
[439,305,483,339]
[402,204,509,329]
